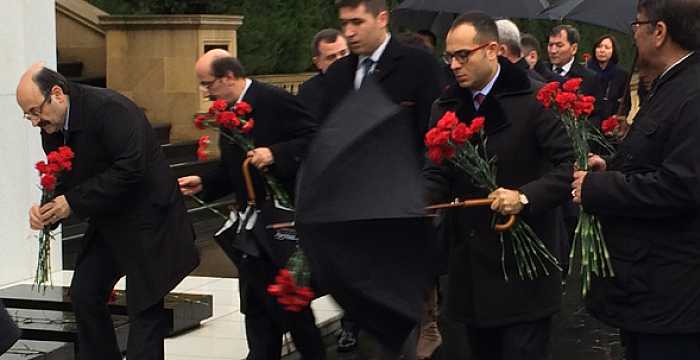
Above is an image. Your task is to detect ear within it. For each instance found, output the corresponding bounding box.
[498,44,507,56]
[312,56,320,69]
[571,42,578,55]
[487,42,500,60]
[376,10,389,29]
[50,85,66,102]
[654,21,669,48]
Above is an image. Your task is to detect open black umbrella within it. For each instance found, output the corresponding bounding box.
[295,79,439,352]
[538,0,637,34]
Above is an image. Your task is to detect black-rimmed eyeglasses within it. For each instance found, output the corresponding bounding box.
[442,43,490,65]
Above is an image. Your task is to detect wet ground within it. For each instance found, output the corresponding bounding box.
[292,272,626,360]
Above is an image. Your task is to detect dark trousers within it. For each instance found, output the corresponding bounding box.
[237,253,325,360]
[621,331,700,360]
[71,236,167,360]
[466,317,552,360]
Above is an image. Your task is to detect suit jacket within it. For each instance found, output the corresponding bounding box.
[42,83,199,314]
[582,52,700,333]
[199,80,317,206]
[424,57,575,326]
[297,72,325,122]
[319,36,444,148]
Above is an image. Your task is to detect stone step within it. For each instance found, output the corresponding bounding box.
[0,339,74,360]
[0,285,212,337]
[6,308,128,354]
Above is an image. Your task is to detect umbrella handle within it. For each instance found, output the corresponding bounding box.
[426,198,517,232]
[242,157,256,206]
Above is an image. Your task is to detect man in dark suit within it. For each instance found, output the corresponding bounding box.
[17,64,200,360]
[306,0,443,358]
[178,50,324,360]
[546,24,604,122]
[297,29,349,121]
[573,1,700,359]
[424,12,574,360]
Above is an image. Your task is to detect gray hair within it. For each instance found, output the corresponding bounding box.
[495,19,522,58]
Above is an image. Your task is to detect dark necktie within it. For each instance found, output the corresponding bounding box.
[360,58,376,87]
[474,93,486,110]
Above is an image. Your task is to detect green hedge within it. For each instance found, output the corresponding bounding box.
[88,0,635,74]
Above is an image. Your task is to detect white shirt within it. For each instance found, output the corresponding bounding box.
[355,33,391,90]
[472,64,501,110]
[237,78,253,103]
[553,57,575,76]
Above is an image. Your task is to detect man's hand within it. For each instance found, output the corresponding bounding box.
[588,154,607,172]
[33,195,72,228]
[488,188,524,215]
[247,147,275,169]
[178,176,203,196]
[572,171,587,204]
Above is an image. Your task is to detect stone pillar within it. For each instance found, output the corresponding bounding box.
[99,15,243,143]
[0,0,60,286]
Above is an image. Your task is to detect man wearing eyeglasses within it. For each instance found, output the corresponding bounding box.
[297,29,349,120]
[423,11,574,360]
[572,1,700,359]
[178,50,325,360]
[16,64,200,360]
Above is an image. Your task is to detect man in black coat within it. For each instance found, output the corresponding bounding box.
[424,12,574,360]
[572,1,700,359]
[17,64,199,360]
[300,0,443,357]
[297,29,348,121]
[178,50,324,360]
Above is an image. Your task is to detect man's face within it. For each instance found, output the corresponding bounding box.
[339,4,388,56]
[524,49,538,69]
[633,10,660,74]
[18,84,67,134]
[196,65,236,102]
[313,37,349,73]
[445,24,498,90]
[548,30,577,67]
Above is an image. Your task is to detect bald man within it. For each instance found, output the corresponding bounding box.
[178,51,325,360]
[16,64,199,360]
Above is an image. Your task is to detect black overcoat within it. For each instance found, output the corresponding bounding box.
[424,58,575,327]
[582,52,700,333]
[42,83,199,314]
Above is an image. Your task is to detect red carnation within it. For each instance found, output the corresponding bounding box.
[194,115,208,130]
[555,92,578,111]
[451,122,473,145]
[216,112,240,129]
[470,116,486,133]
[442,146,456,160]
[427,146,445,165]
[58,146,74,160]
[41,174,57,192]
[437,111,459,130]
[562,78,583,93]
[601,116,620,135]
[36,161,49,175]
[210,99,228,113]
[240,119,255,134]
[234,101,253,116]
[198,135,210,147]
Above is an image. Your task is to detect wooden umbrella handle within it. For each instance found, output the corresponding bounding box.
[426,198,517,232]
[242,157,256,206]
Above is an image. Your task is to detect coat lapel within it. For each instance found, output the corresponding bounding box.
[372,37,403,83]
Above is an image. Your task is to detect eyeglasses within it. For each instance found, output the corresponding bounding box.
[22,94,50,121]
[630,19,658,32]
[199,77,221,89]
[442,43,490,65]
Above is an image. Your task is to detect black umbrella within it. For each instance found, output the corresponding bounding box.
[538,0,637,34]
[295,79,439,352]
[213,158,298,269]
